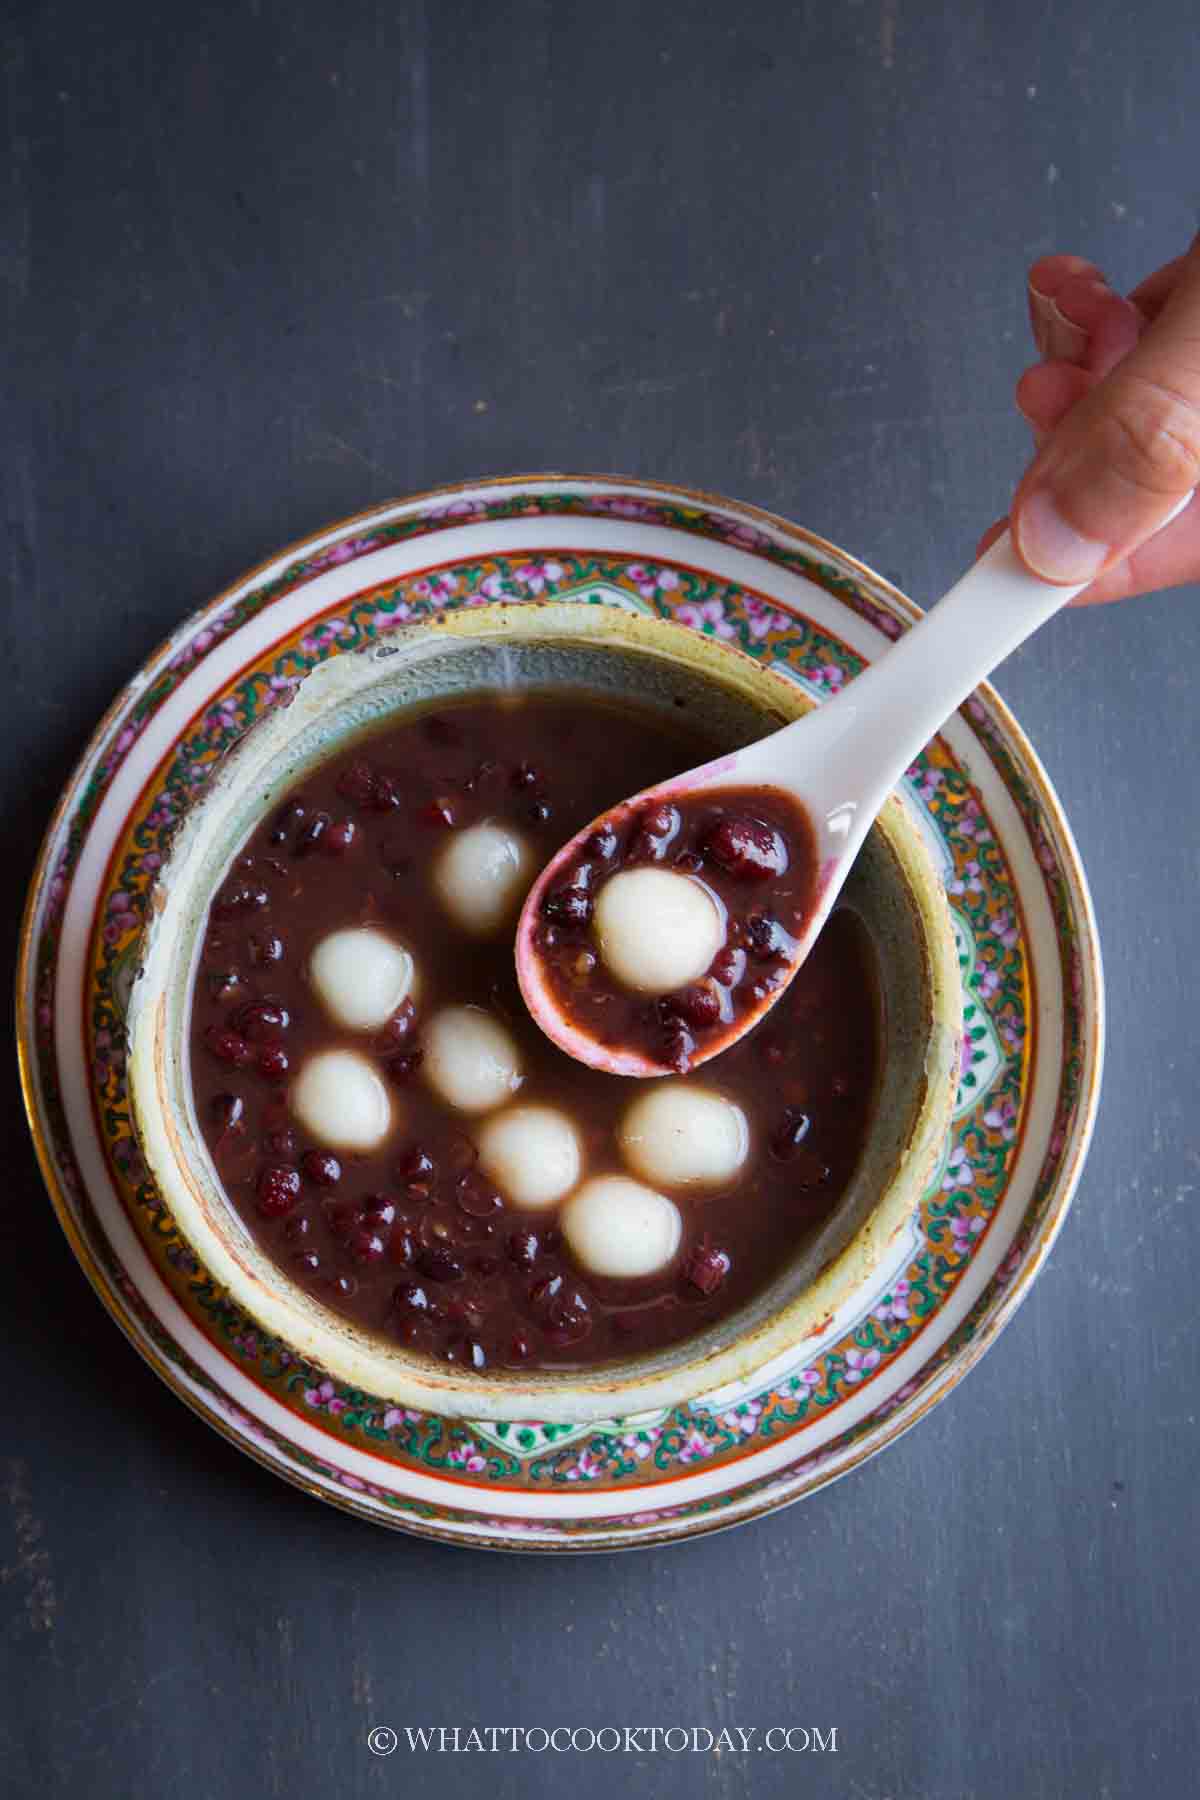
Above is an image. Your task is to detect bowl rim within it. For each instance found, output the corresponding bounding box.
[124,598,962,1423]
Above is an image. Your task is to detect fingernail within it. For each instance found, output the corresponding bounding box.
[1015,488,1110,583]
[1028,289,1089,364]
[1044,298,1091,364]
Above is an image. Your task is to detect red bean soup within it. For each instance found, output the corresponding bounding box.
[188,692,881,1373]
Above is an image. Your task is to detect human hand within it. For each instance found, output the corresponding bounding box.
[978,239,1200,604]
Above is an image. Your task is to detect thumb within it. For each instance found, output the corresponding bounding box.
[1011,241,1200,584]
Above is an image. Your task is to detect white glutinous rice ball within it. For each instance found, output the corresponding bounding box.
[308,926,416,1032]
[290,1049,393,1151]
[433,820,531,936]
[619,1084,750,1189]
[593,867,724,994]
[477,1105,583,1211]
[423,1006,524,1114]
[560,1175,683,1279]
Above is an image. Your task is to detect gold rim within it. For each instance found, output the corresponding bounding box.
[14,472,1103,1548]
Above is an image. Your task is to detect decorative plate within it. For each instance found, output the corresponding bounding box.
[16,475,1103,1550]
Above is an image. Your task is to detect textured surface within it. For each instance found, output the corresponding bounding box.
[3,3,1198,1796]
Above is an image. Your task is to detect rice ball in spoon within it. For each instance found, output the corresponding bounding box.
[477,1105,582,1210]
[433,820,531,936]
[308,926,416,1032]
[423,1006,524,1115]
[592,867,725,994]
[619,1085,749,1189]
[560,1175,682,1279]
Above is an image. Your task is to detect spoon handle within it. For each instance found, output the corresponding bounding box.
[740,491,1182,846]
[817,529,1086,797]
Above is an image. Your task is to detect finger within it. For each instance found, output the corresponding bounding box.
[1067,490,1200,604]
[1128,254,1191,323]
[1011,242,1200,584]
[1028,254,1100,358]
[1016,361,1096,435]
[1030,271,1143,371]
[976,495,1200,600]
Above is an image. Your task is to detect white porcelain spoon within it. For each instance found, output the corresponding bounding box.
[516,516,1180,1076]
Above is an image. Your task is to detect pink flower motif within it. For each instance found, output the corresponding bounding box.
[844,1345,881,1383]
[565,1448,605,1482]
[874,1375,921,1418]
[950,1211,986,1254]
[303,1379,346,1415]
[743,594,793,640]
[906,763,943,805]
[103,888,141,945]
[619,1428,661,1461]
[949,858,984,897]
[676,598,735,639]
[381,1407,421,1430]
[513,558,565,594]
[307,535,379,570]
[300,618,348,655]
[205,695,242,733]
[427,497,486,520]
[715,517,772,551]
[678,1427,716,1463]
[475,571,510,602]
[999,1015,1025,1053]
[957,798,992,844]
[942,1143,975,1191]
[801,661,846,694]
[990,909,1019,950]
[995,1245,1023,1287]
[370,602,414,633]
[785,1367,822,1399]
[873,1279,911,1325]
[1033,827,1058,874]
[859,600,904,641]
[261,674,300,708]
[975,965,1001,1000]
[409,571,459,603]
[983,1096,1018,1141]
[592,496,660,520]
[624,562,680,600]
[447,1439,487,1474]
[717,1399,763,1435]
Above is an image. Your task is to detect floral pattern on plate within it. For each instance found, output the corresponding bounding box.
[19,479,1098,1546]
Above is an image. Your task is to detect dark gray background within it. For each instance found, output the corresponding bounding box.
[4,3,1198,1796]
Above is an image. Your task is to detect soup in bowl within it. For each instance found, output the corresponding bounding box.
[127,602,960,1424]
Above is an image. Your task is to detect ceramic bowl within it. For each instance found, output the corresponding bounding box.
[126,600,961,1425]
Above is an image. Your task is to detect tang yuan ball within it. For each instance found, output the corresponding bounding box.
[290,1049,393,1151]
[423,1006,524,1114]
[593,867,724,995]
[433,821,531,936]
[308,927,416,1032]
[477,1105,583,1211]
[561,1176,683,1279]
[619,1085,749,1190]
